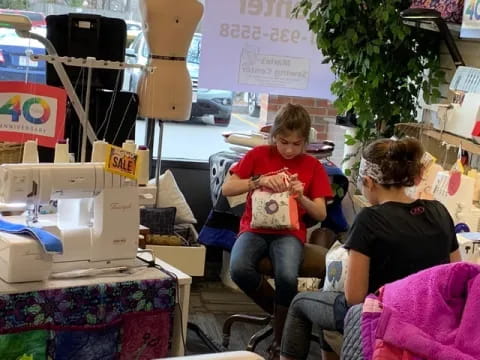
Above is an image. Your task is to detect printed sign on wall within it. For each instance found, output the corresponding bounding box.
[0,82,66,148]
[199,0,335,99]
[461,0,480,38]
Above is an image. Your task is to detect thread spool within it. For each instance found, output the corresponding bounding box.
[122,140,137,154]
[54,139,70,163]
[91,140,108,162]
[136,145,150,186]
[22,140,39,163]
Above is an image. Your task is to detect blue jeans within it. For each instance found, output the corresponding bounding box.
[229,232,304,307]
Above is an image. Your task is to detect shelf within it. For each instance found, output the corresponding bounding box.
[402,19,480,42]
[395,123,480,155]
[402,19,461,36]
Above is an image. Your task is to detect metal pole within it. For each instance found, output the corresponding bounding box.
[145,117,155,154]
[81,65,93,162]
[155,120,164,208]
[19,30,97,145]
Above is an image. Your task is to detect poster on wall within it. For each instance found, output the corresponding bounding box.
[0,82,66,148]
[461,0,480,38]
[199,0,336,99]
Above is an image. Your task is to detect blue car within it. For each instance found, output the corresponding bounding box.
[124,32,233,126]
[0,29,46,83]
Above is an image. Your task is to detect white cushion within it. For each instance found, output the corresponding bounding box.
[148,170,197,224]
[323,241,348,292]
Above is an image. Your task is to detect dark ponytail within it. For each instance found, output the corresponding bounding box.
[362,138,423,187]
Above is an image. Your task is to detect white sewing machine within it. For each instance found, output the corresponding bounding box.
[0,162,156,283]
[425,66,480,139]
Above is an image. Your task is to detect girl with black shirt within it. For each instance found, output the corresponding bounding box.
[280,138,461,360]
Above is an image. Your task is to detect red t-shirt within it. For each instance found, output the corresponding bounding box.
[230,145,332,243]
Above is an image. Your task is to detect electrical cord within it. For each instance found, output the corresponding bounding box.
[135,250,225,353]
[136,249,187,352]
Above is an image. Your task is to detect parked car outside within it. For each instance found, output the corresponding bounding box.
[0,9,46,27]
[124,32,233,126]
[0,28,46,83]
[125,20,141,46]
[246,92,260,117]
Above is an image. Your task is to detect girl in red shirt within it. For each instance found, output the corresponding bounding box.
[222,103,332,357]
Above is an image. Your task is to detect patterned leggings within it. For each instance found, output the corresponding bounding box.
[280,291,349,360]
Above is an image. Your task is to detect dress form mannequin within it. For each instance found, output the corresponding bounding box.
[137,0,204,120]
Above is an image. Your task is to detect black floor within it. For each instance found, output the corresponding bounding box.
[186,278,323,359]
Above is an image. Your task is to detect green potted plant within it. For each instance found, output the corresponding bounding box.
[295,0,445,176]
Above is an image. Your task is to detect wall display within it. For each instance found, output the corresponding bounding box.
[0,82,66,148]
[199,0,335,98]
[461,0,480,38]
[432,170,475,217]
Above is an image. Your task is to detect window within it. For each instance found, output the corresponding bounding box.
[127,23,141,31]
[187,35,201,65]
[0,2,257,162]
[0,9,46,27]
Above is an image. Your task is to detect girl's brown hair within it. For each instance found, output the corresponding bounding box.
[362,138,424,187]
[269,103,311,144]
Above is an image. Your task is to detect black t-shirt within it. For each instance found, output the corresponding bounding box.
[344,199,459,294]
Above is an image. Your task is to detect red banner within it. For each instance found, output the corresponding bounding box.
[0,81,66,148]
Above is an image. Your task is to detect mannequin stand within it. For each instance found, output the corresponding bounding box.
[144,118,164,208]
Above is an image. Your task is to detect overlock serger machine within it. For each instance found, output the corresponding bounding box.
[0,162,155,283]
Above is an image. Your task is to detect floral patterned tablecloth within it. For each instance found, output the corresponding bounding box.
[0,277,176,360]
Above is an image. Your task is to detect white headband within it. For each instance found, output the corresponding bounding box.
[358,157,399,185]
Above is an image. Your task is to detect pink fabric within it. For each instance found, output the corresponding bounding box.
[120,310,171,360]
[361,296,383,359]
[361,297,423,360]
[375,263,480,360]
[410,0,464,24]
[372,339,419,360]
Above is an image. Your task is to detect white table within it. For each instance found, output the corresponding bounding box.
[0,256,192,356]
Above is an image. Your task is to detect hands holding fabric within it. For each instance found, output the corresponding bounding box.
[289,174,305,199]
[259,172,304,198]
[259,172,289,192]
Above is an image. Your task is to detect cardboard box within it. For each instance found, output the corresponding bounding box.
[147,244,206,276]
[146,224,206,276]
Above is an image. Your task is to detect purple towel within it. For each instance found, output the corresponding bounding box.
[375,262,480,360]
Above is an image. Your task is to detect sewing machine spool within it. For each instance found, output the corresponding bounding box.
[22,140,39,163]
